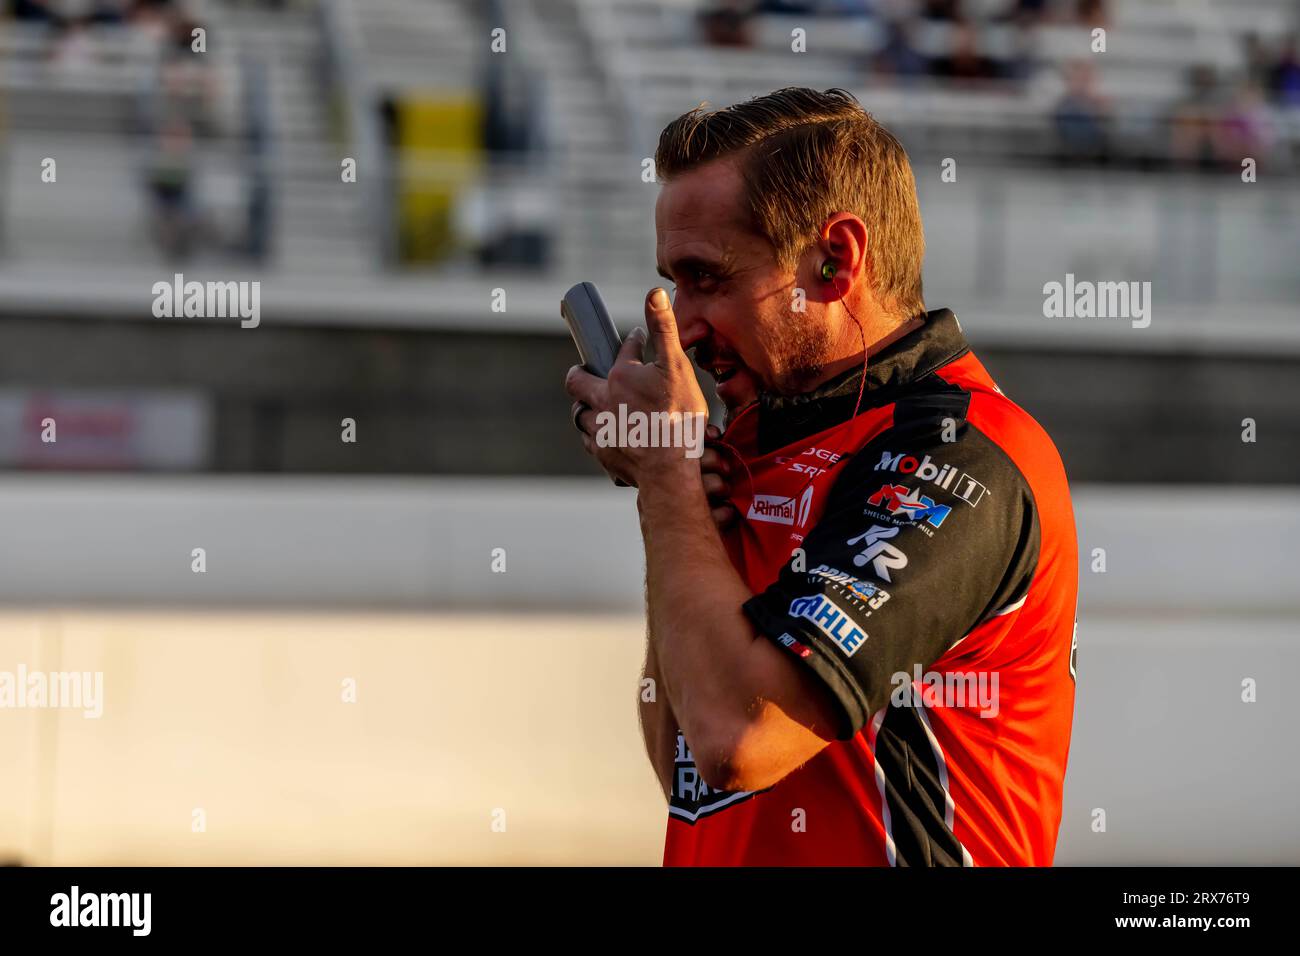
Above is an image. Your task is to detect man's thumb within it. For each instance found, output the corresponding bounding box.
[646,287,681,365]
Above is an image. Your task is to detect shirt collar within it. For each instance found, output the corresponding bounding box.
[753,308,970,452]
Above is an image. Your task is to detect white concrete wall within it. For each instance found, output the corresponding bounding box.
[0,477,1296,864]
[3,476,1298,612]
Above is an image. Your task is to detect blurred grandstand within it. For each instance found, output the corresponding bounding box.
[1,0,1298,865]
[0,0,1297,478]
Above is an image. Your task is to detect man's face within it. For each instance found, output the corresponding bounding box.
[655,159,835,412]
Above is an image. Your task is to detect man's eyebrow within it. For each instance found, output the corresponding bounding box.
[657,256,724,281]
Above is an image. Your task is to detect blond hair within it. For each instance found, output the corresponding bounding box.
[655,87,926,317]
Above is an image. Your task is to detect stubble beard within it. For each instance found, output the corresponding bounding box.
[765,310,839,397]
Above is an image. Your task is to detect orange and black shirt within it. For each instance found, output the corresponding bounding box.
[663,309,1079,866]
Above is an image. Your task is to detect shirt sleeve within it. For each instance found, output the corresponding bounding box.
[742,397,1041,738]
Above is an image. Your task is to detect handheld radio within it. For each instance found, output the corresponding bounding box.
[561,282,622,377]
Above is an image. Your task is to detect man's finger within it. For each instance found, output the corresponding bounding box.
[711,504,739,530]
[571,400,598,436]
[645,287,683,368]
[564,363,606,409]
[702,473,730,500]
[613,326,646,368]
[698,446,731,477]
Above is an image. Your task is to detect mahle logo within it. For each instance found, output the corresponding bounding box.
[788,594,867,657]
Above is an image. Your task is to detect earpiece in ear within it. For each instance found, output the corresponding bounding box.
[821,261,837,282]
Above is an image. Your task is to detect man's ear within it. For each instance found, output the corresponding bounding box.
[820,214,870,287]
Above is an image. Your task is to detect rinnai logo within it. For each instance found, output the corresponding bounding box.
[788,594,867,657]
[747,486,814,527]
[868,483,952,528]
[50,886,151,936]
[846,524,908,581]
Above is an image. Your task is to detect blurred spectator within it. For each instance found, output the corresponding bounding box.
[1053,60,1110,162]
[699,0,755,48]
[1270,34,1300,107]
[1168,65,1222,169]
[145,114,198,260]
[127,0,177,47]
[1217,82,1274,166]
[1076,0,1106,29]
[12,0,57,21]
[49,17,98,79]
[755,0,815,12]
[483,51,545,154]
[931,19,1002,81]
[921,0,963,21]
[1000,19,1038,82]
[1011,0,1049,23]
[129,2,217,257]
[1241,32,1273,90]
[88,0,129,24]
[874,17,928,79]
[139,10,218,136]
[821,0,873,15]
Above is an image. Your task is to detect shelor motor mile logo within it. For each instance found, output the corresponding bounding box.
[867,483,951,532]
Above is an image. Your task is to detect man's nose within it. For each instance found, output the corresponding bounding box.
[673,300,711,354]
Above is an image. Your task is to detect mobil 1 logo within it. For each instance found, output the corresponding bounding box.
[872,450,987,507]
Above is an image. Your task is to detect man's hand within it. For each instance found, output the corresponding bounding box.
[701,426,739,531]
[565,288,710,489]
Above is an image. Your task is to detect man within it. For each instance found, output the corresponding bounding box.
[565,88,1078,866]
